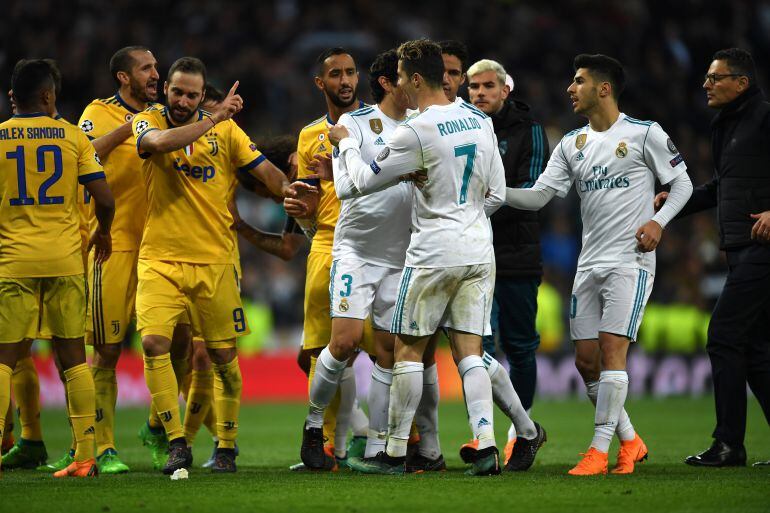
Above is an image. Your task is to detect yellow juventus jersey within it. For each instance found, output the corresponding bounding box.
[0,113,105,277]
[297,114,337,254]
[132,106,264,264]
[79,93,154,251]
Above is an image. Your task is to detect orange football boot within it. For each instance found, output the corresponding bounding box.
[568,447,608,476]
[611,434,648,474]
[503,438,516,465]
[53,458,99,478]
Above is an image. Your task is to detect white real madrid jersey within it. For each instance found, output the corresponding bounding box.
[332,104,412,268]
[336,100,506,268]
[538,112,687,274]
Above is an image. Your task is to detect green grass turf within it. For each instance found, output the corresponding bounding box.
[1,398,768,513]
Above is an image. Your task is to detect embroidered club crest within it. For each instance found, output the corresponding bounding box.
[370,118,383,134]
[576,134,587,150]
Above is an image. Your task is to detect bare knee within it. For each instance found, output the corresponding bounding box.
[52,337,87,371]
[207,346,236,366]
[142,335,171,357]
[93,343,122,368]
[191,341,211,371]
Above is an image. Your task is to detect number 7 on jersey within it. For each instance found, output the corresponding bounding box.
[454,143,477,204]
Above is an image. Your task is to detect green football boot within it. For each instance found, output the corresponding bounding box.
[2,439,47,469]
[138,422,167,471]
[97,448,130,474]
[346,435,367,459]
[465,446,501,476]
[347,452,405,475]
[37,449,74,472]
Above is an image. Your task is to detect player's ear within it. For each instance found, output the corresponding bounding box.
[378,76,390,94]
[460,72,467,85]
[116,70,130,87]
[163,81,169,97]
[500,82,510,101]
[314,76,325,92]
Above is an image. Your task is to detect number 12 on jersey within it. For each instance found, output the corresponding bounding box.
[6,144,64,206]
[454,143,477,205]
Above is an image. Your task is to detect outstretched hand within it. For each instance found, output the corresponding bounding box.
[308,153,334,181]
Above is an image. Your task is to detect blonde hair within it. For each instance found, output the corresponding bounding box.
[467,59,507,86]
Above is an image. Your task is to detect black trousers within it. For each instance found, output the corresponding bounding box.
[707,245,770,446]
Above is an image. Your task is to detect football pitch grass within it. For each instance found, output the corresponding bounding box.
[2,398,768,513]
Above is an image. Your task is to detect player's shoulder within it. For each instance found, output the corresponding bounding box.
[136,104,165,119]
[456,99,489,120]
[621,114,655,128]
[300,114,327,133]
[560,124,589,143]
[348,104,376,118]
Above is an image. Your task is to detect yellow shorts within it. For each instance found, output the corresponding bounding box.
[302,251,375,353]
[0,275,86,343]
[136,259,249,342]
[87,250,138,345]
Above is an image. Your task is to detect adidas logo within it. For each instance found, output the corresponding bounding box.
[84,425,95,435]
[576,151,585,161]
[477,417,490,428]
[374,137,385,145]
[409,321,418,330]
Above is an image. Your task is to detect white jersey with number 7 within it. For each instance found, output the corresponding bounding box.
[336,100,506,268]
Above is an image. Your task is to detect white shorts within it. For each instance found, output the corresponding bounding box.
[391,264,494,337]
[329,259,402,330]
[569,267,654,342]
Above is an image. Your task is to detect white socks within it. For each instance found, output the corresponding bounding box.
[366,363,392,458]
[585,377,636,443]
[483,352,537,440]
[334,367,357,457]
[591,371,629,453]
[386,361,423,458]
[306,347,348,429]
[414,363,441,459]
[458,355,496,451]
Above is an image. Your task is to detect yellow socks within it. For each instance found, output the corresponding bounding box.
[91,366,117,455]
[213,358,242,450]
[12,357,42,441]
[203,403,217,437]
[183,369,214,444]
[143,354,183,441]
[0,364,12,446]
[63,363,96,462]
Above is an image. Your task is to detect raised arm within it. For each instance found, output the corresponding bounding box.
[138,82,243,154]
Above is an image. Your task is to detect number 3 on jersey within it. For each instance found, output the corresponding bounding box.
[454,143,477,204]
[6,145,64,206]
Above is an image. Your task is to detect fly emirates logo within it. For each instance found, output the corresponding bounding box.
[578,165,630,193]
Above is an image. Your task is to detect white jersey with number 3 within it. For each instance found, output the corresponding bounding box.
[337,101,506,268]
[332,105,412,268]
[538,113,687,274]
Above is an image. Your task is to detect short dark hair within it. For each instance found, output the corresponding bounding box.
[204,84,225,104]
[316,47,352,76]
[713,48,757,84]
[439,40,469,72]
[167,57,207,84]
[11,59,56,109]
[573,53,626,99]
[109,46,150,86]
[369,49,398,104]
[397,39,445,89]
[237,135,297,191]
[43,58,62,95]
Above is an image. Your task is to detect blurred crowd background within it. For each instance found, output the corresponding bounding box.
[3,0,767,356]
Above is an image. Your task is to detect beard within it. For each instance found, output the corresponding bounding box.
[130,78,158,103]
[326,86,358,108]
[168,104,198,124]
